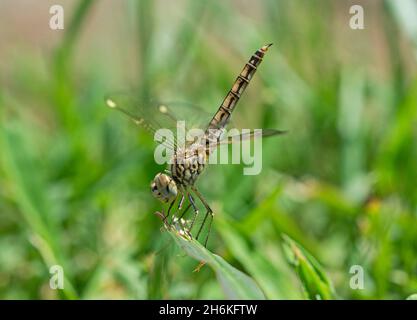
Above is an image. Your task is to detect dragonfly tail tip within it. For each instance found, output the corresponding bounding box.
[261,43,273,52]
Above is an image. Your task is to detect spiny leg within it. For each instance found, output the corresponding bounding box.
[192,187,214,247]
[177,202,193,239]
[163,195,178,224]
[178,203,191,220]
[178,193,185,210]
[168,193,185,224]
[187,193,199,231]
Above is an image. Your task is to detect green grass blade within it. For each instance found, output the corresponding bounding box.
[166,225,266,300]
[282,234,335,300]
[215,216,296,299]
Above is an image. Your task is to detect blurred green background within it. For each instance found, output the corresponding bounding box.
[1,0,417,299]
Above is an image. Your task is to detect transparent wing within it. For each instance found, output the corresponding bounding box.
[105,92,214,150]
[216,129,287,146]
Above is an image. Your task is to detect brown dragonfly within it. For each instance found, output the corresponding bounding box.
[106,44,285,246]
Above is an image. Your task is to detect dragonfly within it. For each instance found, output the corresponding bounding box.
[106,44,285,247]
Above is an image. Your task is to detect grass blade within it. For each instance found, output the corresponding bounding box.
[166,224,265,300]
[282,234,335,300]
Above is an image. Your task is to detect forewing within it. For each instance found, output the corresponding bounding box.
[105,93,216,149]
[217,129,287,146]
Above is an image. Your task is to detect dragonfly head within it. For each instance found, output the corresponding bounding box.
[151,173,178,203]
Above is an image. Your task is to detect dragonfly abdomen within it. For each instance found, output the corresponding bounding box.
[206,44,272,134]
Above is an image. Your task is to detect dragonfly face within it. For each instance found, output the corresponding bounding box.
[151,173,178,203]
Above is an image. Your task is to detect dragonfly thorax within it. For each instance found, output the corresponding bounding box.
[170,146,206,187]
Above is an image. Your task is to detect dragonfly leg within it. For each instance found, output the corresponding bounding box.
[202,212,214,247]
[176,203,193,239]
[178,203,191,220]
[178,193,185,210]
[192,187,214,247]
[167,193,185,225]
[187,193,199,232]
[163,196,177,225]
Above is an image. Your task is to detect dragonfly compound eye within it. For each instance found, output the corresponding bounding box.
[150,173,178,203]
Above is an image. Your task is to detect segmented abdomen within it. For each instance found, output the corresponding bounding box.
[205,44,272,139]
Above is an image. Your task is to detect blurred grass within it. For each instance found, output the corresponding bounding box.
[282,235,335,300]
[0,0,417,299]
